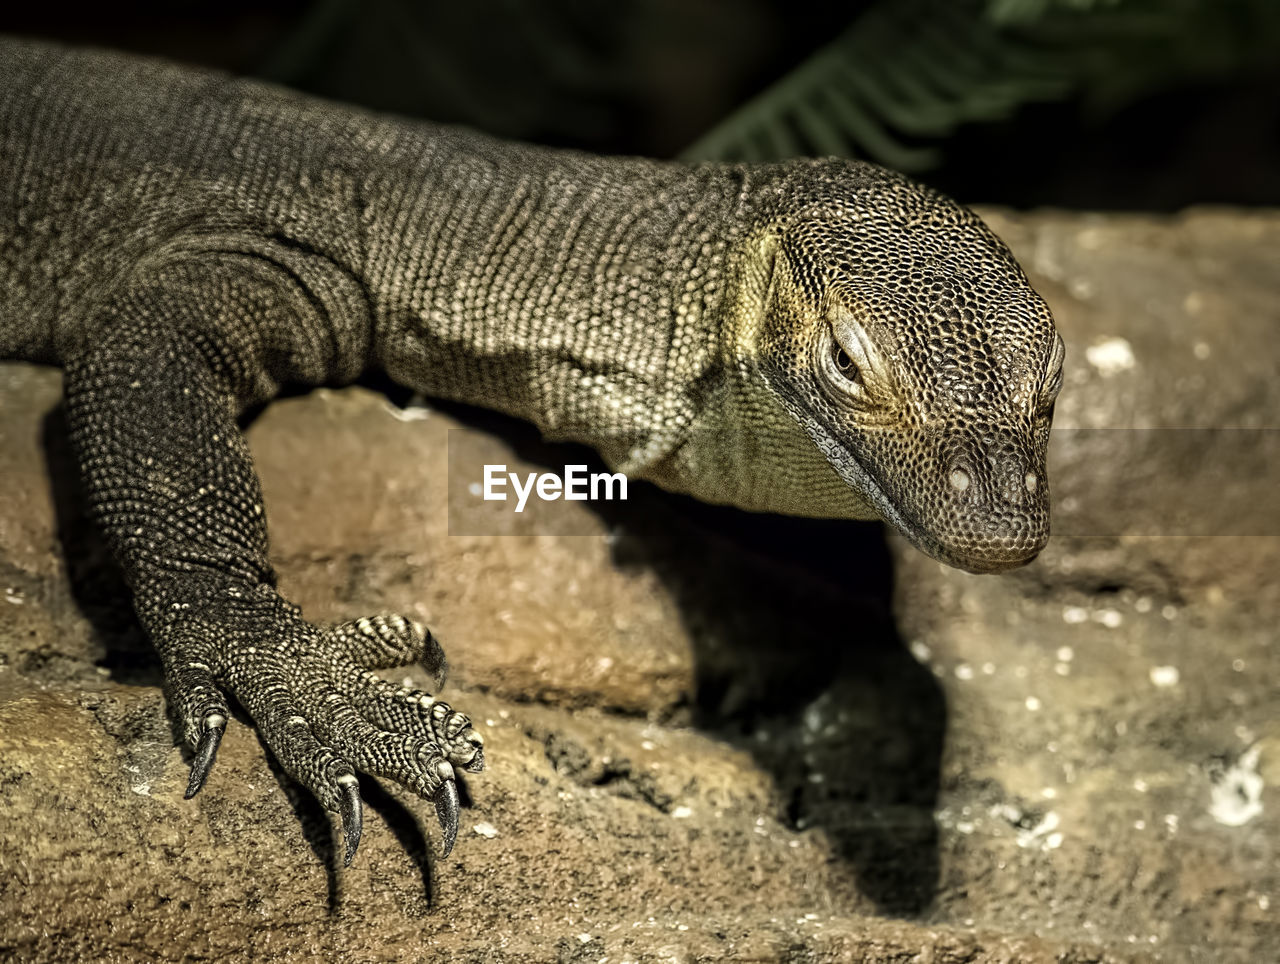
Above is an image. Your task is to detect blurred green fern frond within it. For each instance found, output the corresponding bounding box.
[680,0,1280,170]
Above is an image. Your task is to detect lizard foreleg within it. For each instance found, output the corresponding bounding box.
[61,268,481,862]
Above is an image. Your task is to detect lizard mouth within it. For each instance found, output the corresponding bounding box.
[798,416,1043,574]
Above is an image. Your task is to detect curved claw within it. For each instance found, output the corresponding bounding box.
[184,718,225,799]
[433,778,460,858]
[340,779,363,867]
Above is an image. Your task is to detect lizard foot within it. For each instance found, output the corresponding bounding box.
[161,588,483,864]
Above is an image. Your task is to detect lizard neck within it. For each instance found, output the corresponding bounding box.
[363,129,745,472]
[358,137,878,518]
[646,224,879,519]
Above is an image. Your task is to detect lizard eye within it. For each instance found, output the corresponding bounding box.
[833,344,862,385]
[824,303,892,404]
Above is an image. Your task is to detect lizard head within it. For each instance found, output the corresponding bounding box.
[748,161,1063,574]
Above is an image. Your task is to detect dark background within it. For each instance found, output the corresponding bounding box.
[4,0,1278,211]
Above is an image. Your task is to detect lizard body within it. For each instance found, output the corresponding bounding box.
[0,39,1062,860]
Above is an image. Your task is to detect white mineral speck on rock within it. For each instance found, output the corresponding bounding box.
[1150,666,1180,688]
[468,482,482,497]
[1062,606,1088,624]
[909,640,932,662]
[1068,278,1095,300]
[671,806,693,819]
[1056,647,1074,662]
[955,663,974,680]
[1210,745,1264,827]
[473,822,499,839]
[1026,696,1042,711]
[991,803,1022,823]
[1017,810,1061,850]
[1094,609,1123,628]
[1085,337,1136,376]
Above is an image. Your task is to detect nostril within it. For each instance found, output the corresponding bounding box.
[949,467,971,492]
[1025,471,1038,493]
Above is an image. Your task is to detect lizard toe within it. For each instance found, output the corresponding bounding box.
[333,664,486,773]
[156,645,229,797]
[326,613,448,688]
[319,711,462,855]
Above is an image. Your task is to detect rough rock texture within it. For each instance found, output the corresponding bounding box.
[1,208,1276,962]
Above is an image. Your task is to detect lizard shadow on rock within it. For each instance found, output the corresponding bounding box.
[608,498,944,917]
[423,391,947,917]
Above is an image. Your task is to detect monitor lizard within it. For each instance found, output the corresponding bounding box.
[0,38,1064,865]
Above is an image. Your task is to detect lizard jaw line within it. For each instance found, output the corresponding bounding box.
[801,416,1024,574]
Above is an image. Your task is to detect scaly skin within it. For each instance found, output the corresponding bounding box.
[0,40,1062,862]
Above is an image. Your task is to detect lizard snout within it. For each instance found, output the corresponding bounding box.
[929,435,1049,573]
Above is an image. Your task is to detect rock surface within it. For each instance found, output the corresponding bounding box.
[1,208,1276,962]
